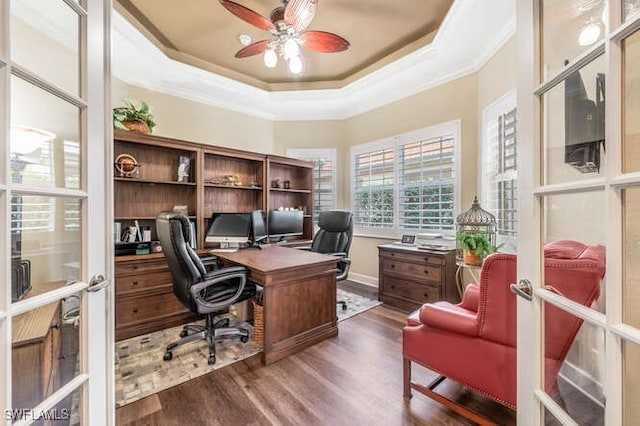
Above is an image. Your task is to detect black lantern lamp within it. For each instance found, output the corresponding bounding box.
[455,196,497,266]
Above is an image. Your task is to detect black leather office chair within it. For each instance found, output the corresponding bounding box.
[156,211,256,365]
[306,210,353,310]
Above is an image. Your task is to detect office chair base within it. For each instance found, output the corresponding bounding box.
[338,301,347,311]
[163,324,251,365]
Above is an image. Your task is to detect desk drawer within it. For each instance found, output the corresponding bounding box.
[115,258,168,276]
[379,249,444,266]
[116,293,189,328]
[381,277,440,304]
[116,271,174,294]
[381,258,442,282]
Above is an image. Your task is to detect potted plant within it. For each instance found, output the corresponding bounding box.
[457,232,499,266]
[113,100,156,134]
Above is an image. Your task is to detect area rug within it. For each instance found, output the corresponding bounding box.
[115,289,381,407]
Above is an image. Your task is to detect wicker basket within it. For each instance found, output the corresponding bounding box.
[123,120,150,134]
[252,300,264,347]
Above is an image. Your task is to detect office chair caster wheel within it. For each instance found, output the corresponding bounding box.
[341,304,347,311]
[240,335,249,343]
[179,329,188,338]
[163,351,173,361]
[208,355,216,365]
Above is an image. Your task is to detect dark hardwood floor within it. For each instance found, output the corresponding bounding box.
[116,286,516,425]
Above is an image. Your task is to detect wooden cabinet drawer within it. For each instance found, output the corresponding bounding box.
[381,277,440,304]
[380,249,444,266]
[116,292,190,328]
[115,258,169,276]
[382,258,442,282]
[116,271,174,294]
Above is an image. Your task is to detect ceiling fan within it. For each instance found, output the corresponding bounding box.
[218,0,350,74]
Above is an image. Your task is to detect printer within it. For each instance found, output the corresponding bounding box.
[414,233,455,251]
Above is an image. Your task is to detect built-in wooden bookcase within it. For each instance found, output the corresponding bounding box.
[112,132,314,340]
[114,132,199,243]
[201,148,266,245]
[266,155,314,241]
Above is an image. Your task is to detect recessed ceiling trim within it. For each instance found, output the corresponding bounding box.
[112,0,516,121]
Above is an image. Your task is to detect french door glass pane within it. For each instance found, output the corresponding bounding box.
[11,195,81,297]
[12,288,81,416]
[542,302,605,426]
[623,339,640,423]
[542,0,606,80]
[10,76,81,189]
[623,29,640,173]
[622,187,640,326]
[10,0,80,95]
[541,56,606,185]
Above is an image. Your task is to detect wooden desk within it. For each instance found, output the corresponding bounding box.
[213,245,339,365]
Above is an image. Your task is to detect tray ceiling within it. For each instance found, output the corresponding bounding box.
[115,0,453,91]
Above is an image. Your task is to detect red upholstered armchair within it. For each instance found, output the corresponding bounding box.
[402,240,606,423]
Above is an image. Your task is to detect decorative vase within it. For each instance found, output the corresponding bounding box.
[122,120,150,134]
[463,250,482,266]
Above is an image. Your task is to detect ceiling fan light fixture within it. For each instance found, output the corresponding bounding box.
[264,48,278,68]
[287,54,304,74]
[283,37,300,59]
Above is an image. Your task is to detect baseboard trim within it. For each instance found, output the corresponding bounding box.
[347,273,378,288]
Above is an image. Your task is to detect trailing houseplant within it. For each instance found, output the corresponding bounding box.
[457,232,499,266]
[113,100,156,134]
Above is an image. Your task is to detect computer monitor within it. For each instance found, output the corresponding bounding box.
[205,212,251,248]
[250,210,268,246]
[268,210,303,241]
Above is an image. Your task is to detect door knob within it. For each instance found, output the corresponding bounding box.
[510,279,532,301]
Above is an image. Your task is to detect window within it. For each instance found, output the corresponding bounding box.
[481,90,517,250]
[351,120,460,236]
[286,148,337,222]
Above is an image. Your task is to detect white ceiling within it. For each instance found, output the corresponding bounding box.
[112,0,516,121]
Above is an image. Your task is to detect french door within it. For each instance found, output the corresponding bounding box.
[517,0,640,424]
[1,0,112,424]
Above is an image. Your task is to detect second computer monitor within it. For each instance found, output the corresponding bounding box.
[250,210,268,245]
[268,210,303,241]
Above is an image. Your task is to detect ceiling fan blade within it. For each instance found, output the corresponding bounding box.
[235,40,270,58]
[218,0,275,32]
[302,31,350,53]
[284,0,317,33]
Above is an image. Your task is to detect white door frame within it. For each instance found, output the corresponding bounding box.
[0,0,113,424]
[517,1,637,424]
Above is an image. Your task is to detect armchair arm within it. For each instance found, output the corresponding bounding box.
[459,283,480,312]
[190,266,248,312]
[418,302,479,336]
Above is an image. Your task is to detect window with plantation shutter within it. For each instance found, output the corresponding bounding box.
[351,120,460,237]
[482,91,517,251]
[286,148,336,223]
[352,145,395,231]
[398,135,455,231]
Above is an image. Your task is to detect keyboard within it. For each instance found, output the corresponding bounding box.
[210,248,239,253]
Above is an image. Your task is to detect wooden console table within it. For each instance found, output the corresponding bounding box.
[378,244,458,311]
[213,245,339,365]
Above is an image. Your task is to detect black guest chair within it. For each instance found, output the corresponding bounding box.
[302,210,353,311]
[156,211,256,365]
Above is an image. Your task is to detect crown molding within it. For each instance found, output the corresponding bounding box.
[112,0,516,121]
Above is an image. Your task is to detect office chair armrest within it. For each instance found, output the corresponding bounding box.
[295,246,312,251]
[327,252,347,258]
[200,256,219,271]
[190,266,248,311]
[336,257,351,281]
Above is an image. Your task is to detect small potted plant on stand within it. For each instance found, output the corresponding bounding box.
[457,232,499,266]
[113,100,156,134]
